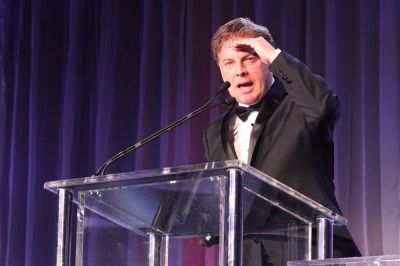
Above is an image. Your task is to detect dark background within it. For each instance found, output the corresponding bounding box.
[1,0,399,265]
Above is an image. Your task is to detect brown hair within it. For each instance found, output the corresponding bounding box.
[211,18,275,62]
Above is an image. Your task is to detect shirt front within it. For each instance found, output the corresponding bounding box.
[232,111,259,163]
[231,77,275,164]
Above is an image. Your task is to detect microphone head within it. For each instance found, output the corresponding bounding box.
[219,81,231,92]
[224,97,236,105]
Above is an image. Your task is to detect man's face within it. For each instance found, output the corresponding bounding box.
[218,37,272,105]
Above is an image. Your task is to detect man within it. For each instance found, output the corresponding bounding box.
[203,18,360,265]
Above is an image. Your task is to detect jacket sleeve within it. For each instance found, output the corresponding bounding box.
[269,52,340,133]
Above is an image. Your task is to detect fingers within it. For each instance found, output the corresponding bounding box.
[232,37,270,52]
[232,37,277,64]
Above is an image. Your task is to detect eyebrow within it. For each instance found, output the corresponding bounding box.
[235,44,257,55]
[243,53,257,59]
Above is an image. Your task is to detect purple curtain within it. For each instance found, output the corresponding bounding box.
[1,0,399,265]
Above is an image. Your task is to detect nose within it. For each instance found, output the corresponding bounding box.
[235,62,248,77]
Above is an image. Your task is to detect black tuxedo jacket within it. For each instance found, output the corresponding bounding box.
[203,52,360,265]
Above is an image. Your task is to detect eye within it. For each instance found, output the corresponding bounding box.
[223,60,234,67]
[246,56,257,62]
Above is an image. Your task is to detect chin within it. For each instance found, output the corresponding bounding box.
[238,97,257,105]
[238,100,255,105]
[240,93,261,103]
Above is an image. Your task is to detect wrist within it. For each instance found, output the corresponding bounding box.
[268,48,281,64]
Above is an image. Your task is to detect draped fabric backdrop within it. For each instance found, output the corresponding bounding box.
[1,0,399,265]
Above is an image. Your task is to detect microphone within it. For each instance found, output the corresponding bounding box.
[224,96,236,105]
[201,81,231,108]
[93,82,233,176]
[217,81,231,93]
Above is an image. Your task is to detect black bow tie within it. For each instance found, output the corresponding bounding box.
[234,100,263,121]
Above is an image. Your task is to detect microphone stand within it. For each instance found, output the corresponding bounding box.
[94,82,234,176]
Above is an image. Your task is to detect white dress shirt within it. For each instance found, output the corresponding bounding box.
[232,77,275,163]
[232,111,259,163]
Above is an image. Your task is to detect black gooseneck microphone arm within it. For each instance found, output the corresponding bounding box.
[93,81,233,176]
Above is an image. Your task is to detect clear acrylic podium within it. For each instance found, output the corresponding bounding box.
[44,160,347,266]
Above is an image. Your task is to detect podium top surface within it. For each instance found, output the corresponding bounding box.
[44,160,346,236]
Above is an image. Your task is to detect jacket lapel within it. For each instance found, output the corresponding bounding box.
[248,79,287,165]
[221,106,237,160]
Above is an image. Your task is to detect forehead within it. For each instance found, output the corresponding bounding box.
[218,37,256,61]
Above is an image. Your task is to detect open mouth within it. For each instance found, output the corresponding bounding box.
[237,82,253,90]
